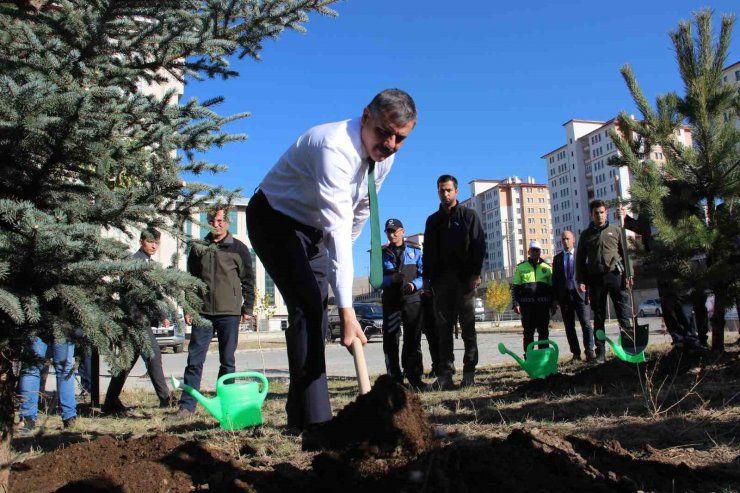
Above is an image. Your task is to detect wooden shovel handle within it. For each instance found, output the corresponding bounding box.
[351,338,371,395]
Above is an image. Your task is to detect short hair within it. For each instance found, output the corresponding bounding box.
[589,200,607,212]
[437,174,458,189]
[140,227,161,242]
[367,89,417,126]
[207,206,230,223]
[561,230,574,239]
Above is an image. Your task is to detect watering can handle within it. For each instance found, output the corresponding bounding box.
[525,340,559,356]
[216,371,269,396]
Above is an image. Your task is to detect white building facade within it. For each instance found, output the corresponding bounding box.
[461,176,552,282]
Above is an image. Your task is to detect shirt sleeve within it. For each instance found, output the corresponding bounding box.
[314,146,356,308]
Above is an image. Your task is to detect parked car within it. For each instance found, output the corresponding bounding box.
[327,303,383,342]
[152,321,185,353]
[637,298,662,317]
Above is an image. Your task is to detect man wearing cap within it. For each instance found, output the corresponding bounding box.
[513,240,555,355]
[380,218,425,388]
[423,174,486,389]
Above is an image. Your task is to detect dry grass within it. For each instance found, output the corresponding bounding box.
[11,337,740,477]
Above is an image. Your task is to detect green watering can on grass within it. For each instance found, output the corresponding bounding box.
[171,371,268,430]
[596,325,648,364]
[498,340,559,379]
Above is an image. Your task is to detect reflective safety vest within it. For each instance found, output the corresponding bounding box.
[512,259,553,306]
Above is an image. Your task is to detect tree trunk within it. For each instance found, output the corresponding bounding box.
[710,292,726,352]
[0,356,17,493]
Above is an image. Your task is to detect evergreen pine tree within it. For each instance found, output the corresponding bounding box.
[0,0,337,481]
[609,10,739,352]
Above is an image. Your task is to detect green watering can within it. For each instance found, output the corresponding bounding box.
[171,371,269,430]
[596,326,648,364]
[498,340,559,379]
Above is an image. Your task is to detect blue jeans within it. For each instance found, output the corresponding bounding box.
[19,337,77,421]
[178,315,240,412]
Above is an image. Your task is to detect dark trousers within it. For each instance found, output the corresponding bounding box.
[521,305,550,353]
[433,272,478,377]
[178,315,240,412]
[588,270,632,354]
[382,297,423,382]
[106,326,170,407]
[560,289,594,356]
[247,191,331,429]
[421,293,439,375]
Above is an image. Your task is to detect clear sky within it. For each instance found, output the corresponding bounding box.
[183,1,738,277]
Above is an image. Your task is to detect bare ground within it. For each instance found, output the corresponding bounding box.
[8,338,740,492]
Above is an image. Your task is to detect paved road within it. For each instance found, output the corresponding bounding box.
[94,317,668,392]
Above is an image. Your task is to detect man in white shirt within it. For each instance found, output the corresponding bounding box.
[246,89,416,446]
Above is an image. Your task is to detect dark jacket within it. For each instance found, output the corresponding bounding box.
[576,221,625,283]
[423,203,486,284]
[187,232,255,316]
[552,250,587,305]
[512,258,553,307]
[381,241,423,306]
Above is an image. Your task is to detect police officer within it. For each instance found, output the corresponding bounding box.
[513,240,555,355]
[381,218,425,388]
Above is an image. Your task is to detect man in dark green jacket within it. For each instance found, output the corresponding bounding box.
[178,207,255,415]
[576,200,632,363]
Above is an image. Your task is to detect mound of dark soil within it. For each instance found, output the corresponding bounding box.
[10,433,253,493]
[321,374,434,456]
[312,427,739,493]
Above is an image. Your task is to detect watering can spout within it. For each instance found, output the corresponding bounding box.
[498,342,526,367]
[171,375,222,421]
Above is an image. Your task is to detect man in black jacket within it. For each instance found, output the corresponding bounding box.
[423,175,486,389]
[576,200,632,363]
[178,207,255,416]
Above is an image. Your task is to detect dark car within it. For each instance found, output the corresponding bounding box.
[327,303,383,342]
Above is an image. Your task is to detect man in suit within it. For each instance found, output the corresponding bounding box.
[553,230,595,362]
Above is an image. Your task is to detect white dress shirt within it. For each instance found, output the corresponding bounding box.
[259,118,393,308]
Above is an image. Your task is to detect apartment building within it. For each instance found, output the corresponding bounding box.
[460,176,552,282]
[722,60,740,127]
[542,118,692,252]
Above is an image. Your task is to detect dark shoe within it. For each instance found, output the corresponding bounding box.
[595,352,605,364]
[63,417,78,429]
[406,378,427,392]
[159,393,177,408]
[101,401,130,417]
[430,376,456,391]
[585,350,596,362]
[460,372,475,388]
[17,416,35,437]
[425,369,437,379]
[301,422,331,452]
[571,353,582,362]
[175,407,194,419]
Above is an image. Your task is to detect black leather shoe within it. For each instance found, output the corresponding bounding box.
[101,401,130,417]
[301,422,331,452]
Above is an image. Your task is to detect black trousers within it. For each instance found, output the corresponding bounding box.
[246,191,331,430]
[560,289,594,355]
[433,271,478,377]
[588,270,632,354]
[521,305,550,354]
[382,296,423,382]
[421,293,439,375]
[104,325,170,406]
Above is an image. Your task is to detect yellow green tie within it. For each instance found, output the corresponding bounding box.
[368,159,382,289]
